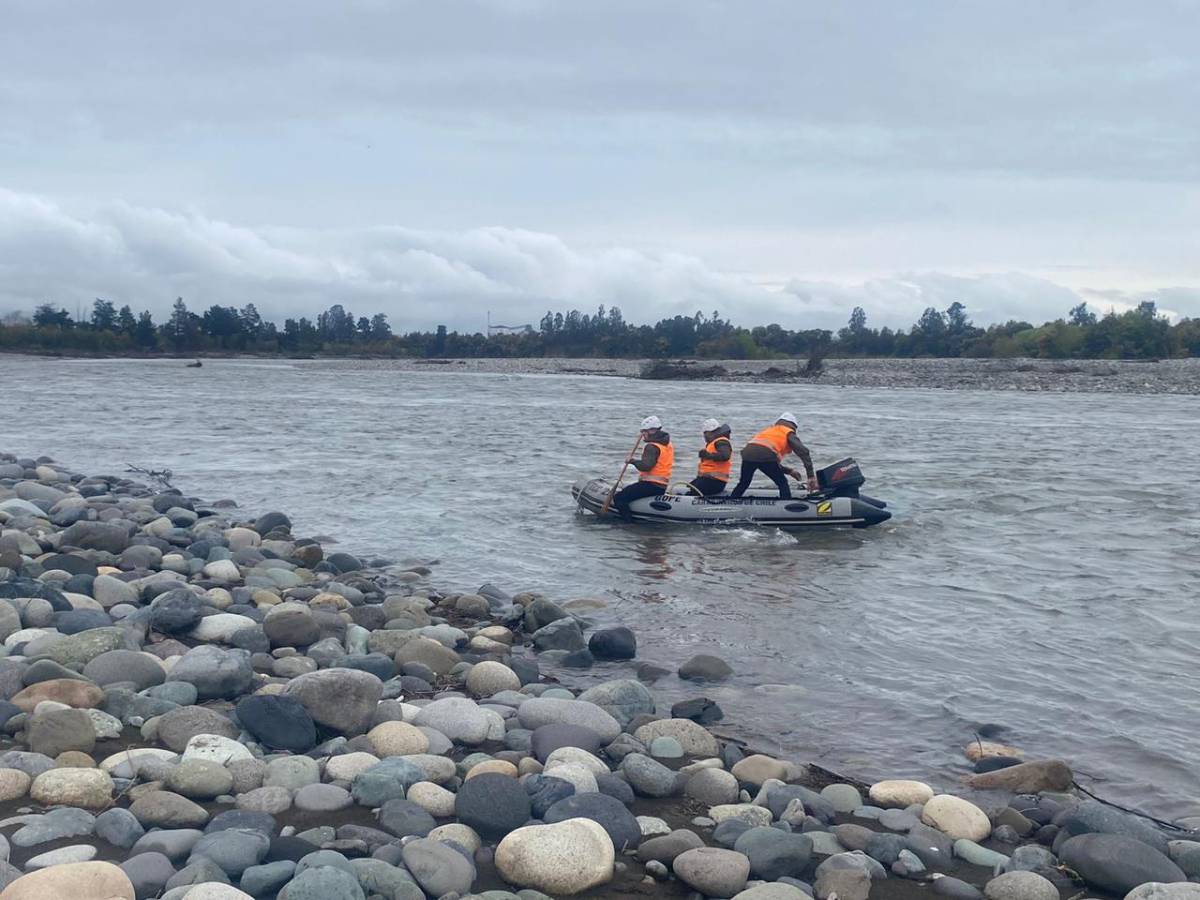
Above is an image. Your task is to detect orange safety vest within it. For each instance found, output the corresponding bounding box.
[697,437,733,481]
[748,424,795,460]
[639,440,674,485]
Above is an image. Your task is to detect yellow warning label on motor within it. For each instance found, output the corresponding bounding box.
[816,500,832,516]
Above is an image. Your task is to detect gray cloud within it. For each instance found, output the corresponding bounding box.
[1,189,1194,332]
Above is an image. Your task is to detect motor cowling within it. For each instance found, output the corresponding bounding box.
[817,458,866,496]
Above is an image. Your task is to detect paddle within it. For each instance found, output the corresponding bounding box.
[599,434,642,517]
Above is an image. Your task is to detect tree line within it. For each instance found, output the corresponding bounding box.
[1,296,1197,360]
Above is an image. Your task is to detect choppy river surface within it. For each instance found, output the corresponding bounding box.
[4,357,1199,817]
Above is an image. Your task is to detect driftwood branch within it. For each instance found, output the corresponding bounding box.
[125,464,176,491]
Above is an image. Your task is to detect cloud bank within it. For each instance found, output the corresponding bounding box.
[1,189,1194,332]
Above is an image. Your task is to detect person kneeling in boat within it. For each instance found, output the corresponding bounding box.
[728,412,817,499]
[688,418,732,497]
[612,416,674,520]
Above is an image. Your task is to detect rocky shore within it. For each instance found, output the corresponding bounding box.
[336,357,1200,395]
[0,453,1197,900]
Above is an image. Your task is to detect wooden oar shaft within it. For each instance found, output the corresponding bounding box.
[599,435,642,516]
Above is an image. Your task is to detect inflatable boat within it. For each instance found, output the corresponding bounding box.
[572,458,891,529]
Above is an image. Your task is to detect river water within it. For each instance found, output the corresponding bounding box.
[3,357,1199,818]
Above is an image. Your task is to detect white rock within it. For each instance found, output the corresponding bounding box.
[429,823,482,854]
[709,804,774,826]
[545,747,609,776]
[869,779,935,808]
[29,768,114,808]
[542,762,598,794]
[25,844,99,868]
[225,527,261,551]
[638,815,672,837]
[921,794,992,842]
[496,818,615,894]
[465,661,521,698]
[202,559,241,583]
[412,698,493,745]
[182,734,253,765]
[323,751,380,782]
[83,709,124,740]
[100,748,177,773]
[189,613,256,643]
[407,782,456,817]
[181,886,255,899]
[367,721,429,757]
[632,719,720,758]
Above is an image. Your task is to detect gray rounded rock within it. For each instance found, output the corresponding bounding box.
[673,846,751,897]
[293,783,353,812]
[187,827,270,877]
[686,768,740,806]
[1059,833,1185,895]
[621,753,680,798]
[283,865,367,900]
[401,837,476,897]
[84,649,166,690]
[735,826,814,880]
[984,871,1060,900]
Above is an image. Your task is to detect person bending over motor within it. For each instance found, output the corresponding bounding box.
[689,418,732,497]
[728,412,817,499]
[612,416,674,521]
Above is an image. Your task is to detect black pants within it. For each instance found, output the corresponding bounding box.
[612,481,665,520]
[688,476,728,497]
[729,460,791,499]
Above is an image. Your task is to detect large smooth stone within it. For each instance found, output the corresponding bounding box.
[495,818,615,894]
[921,795,991,842]
[983,871,1059,900]
[400,838,475,897]
[30,768,113,808]
[0,861,135,900]
[517,697,621,743]
[1059,834,1185,895]
[412,698,493,745]
[868,780,934,808]
[454,772,531,838]
[235,695,316,752]
[129,791,209,828]
[166,646,253,701]
[673,846,751,897]
[632,719,720,758]
[284,669,382,736]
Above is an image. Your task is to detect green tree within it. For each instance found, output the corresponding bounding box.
[167,298,200,350]
[90,298,118,331]
[134,311,158,349]
[370,313,392,339]
[33,303,73,328]
[1069,302,1097,327]
[117,305,137,334]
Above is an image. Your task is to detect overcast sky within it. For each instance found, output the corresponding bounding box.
[1,0,1197,331]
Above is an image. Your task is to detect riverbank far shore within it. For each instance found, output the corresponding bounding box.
[0,452,1197,900]
[4,350,1200,394]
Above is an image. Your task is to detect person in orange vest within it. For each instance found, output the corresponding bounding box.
[612,415,674,520]
[688,418,733,497]
[728,412,817,499]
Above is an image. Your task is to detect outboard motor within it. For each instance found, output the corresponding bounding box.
[817,458,866,496]
[816,458,888,510]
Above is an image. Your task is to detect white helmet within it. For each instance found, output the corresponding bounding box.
[640,415,662,431]
[701,418,721,433]
[777,412,798,426]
